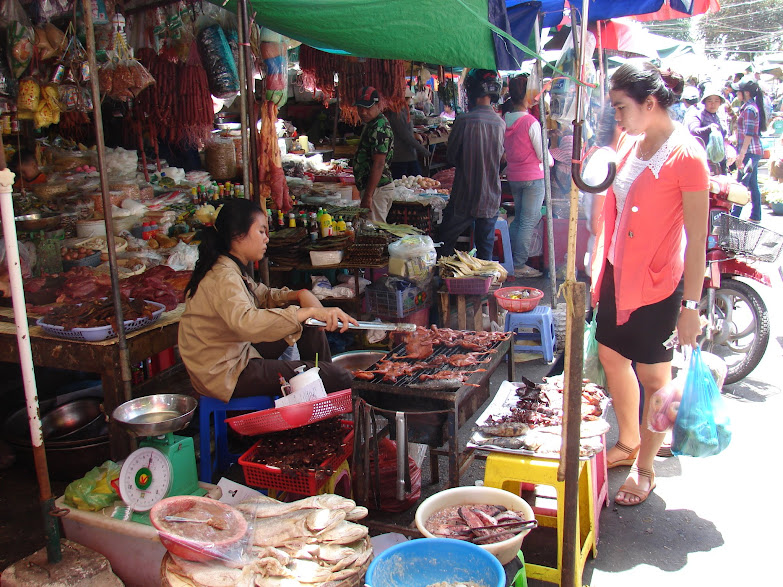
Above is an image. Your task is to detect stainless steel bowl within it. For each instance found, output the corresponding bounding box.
[41,398,103,440]
[112,394,197,437]
[12,212,62,232]
[332,350,387,373]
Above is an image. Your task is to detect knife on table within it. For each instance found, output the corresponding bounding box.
[304,318,417,332]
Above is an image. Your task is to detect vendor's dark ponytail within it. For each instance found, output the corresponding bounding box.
[610,62,682,109]
[184,199,265,299]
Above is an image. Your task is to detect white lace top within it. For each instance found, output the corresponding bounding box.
[607,128,681,264]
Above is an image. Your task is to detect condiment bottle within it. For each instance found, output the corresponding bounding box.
[288,212,296,228]
[277,210,285,227]
[309,212,319,242]
[336,216,346,234]
[345,221,355,241]
[319,210,332,238]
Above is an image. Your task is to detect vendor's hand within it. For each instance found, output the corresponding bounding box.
[308,307,359,333]
[677,308,704,349]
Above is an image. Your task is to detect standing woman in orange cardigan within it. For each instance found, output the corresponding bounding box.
[591,63,709,506]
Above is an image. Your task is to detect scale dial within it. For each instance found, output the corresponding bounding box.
[119,446,172,511]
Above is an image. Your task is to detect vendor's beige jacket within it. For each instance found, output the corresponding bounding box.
[178,256,301,401]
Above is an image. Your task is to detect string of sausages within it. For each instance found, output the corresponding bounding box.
[134,45,213,150]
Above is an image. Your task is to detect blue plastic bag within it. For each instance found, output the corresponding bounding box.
[672,347,731,457]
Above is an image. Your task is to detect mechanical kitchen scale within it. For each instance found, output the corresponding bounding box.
[112,394,207,525]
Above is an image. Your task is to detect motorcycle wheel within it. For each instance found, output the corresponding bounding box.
[700,278,770,384]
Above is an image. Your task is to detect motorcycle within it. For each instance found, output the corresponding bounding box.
[701,175,782,383]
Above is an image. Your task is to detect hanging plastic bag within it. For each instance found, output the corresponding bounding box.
[647,377,684,433]
[549,31,596,124]
[706,127,725,163]
[4,0,35,79]
[582,316,606,388]
[196,17,240,100]
[672,347,732,457]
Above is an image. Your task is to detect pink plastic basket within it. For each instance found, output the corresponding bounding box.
[226,389,352,436]
[445,276,493,295]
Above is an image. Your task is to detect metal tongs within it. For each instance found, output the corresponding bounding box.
[304,318,417,332]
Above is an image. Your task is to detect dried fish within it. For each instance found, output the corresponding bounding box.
[474,422,530,437]
[472,436,525,450]
[315,521,369,544]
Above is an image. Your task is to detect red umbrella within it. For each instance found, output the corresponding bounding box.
[632,0,720,21]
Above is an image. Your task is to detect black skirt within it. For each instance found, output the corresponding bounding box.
[595,262,683,364]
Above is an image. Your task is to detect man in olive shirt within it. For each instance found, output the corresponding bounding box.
[352,86,396,223]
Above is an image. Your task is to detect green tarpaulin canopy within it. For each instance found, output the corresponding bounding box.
[222,0,500,69]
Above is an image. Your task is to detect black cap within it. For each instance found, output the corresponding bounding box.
[355,86,380,108]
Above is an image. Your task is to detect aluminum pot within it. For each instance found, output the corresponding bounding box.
[40,398,103,440]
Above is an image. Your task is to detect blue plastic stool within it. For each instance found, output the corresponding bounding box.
[198,395,274,483]
[504,305,556,362]
[470,217,515,275]
[493,217,515,276]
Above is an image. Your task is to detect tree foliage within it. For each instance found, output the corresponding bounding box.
[696,0,783,59]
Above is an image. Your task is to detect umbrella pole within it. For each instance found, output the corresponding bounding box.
[535,16,557,308]
[0,142,61,563]
[557,2,592,587]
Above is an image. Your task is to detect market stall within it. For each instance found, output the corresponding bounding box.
[0,0,675,584]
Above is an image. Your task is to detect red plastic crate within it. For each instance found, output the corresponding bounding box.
[238,420,353,495]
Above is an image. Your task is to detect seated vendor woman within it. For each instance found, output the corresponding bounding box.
[178,199,357,401]
[12,149,47,190]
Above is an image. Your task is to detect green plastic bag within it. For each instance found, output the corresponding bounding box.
[583,316,606,388]
[64,460,120,511]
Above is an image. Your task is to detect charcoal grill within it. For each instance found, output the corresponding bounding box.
[351,334,514,490]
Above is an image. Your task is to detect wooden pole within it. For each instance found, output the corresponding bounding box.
[558,2,591,585]
[82,0,134,461]
[236,1,251,197]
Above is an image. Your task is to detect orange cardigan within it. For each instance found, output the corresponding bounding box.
[591,130,709,325]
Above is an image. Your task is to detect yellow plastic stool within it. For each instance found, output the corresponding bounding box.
[268,459,352,500]
[483,453,596,586]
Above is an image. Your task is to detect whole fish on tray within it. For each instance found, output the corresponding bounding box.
[473,422,530,437]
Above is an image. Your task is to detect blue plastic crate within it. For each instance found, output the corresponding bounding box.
[365,286,426,318]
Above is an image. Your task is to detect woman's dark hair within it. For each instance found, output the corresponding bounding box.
[738,78,768,132]
[508,74,529,105]
[184,199,265,299]
[609,63,683,109]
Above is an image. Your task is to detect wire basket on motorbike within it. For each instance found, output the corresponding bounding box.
[716,213,783,263]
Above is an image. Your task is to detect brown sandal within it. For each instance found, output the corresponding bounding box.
[615,466,656,506]
[607,441,640,469]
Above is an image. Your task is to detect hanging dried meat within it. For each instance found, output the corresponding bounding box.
[258,101,291,211]
[298,45,407,126]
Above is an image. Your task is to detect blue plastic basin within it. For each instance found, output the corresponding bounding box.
[365,538,505,587]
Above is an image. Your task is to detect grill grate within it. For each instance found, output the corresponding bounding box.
[360,337,508,387]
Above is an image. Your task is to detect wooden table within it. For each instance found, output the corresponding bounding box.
[351,336,514,490]
[0,304,184,458]
[438,287,500,331]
